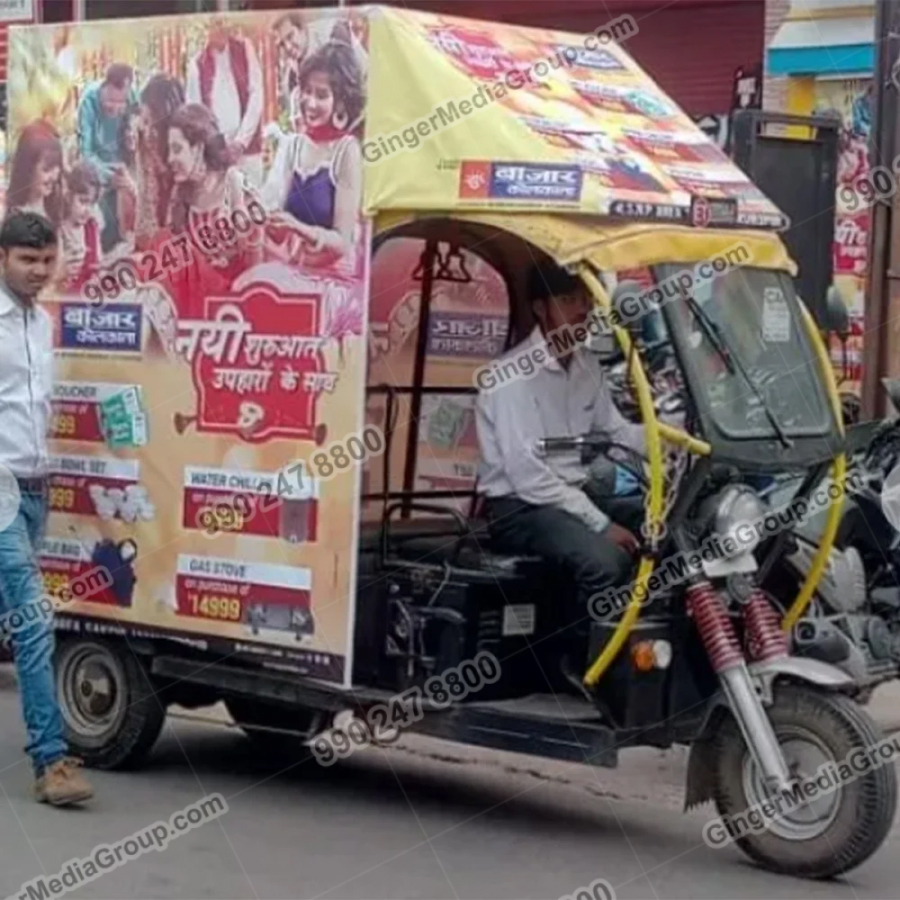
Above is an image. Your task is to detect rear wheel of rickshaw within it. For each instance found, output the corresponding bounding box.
[711,685,897,879]
[224,695,325,764]
[56,637,166,770]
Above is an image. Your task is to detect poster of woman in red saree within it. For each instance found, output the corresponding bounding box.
[143,103,268,352]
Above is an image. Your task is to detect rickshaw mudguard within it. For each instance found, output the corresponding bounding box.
[683,658,855,810]
[747,656,854,690]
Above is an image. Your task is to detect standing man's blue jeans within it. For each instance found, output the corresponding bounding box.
[0,488,67,772]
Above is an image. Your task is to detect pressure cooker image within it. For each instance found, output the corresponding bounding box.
[90,538,138,607]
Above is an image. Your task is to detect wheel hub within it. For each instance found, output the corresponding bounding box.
[77,663,116,717]
[59,646,126,739]
[743,731,841,841]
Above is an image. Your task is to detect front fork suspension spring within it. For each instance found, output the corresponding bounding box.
[686,580,744,672]
[743,589,789,662]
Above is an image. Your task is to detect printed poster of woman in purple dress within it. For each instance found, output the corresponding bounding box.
[260,32,364,277]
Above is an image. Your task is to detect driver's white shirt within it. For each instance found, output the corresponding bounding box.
[475,327,645,533]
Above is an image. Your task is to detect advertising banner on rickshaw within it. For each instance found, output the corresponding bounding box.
[8,6,370,685]
[363,8,786,230]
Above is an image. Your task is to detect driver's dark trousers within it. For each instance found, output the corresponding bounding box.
[483,495,635,639]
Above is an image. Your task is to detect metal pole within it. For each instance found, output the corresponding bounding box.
[400,237,437,518]
[863,0,900,417]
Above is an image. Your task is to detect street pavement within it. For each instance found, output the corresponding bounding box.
[0,670,899,899]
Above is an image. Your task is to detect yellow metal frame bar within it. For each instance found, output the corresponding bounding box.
[781,305,847,631]
[578,267,711,687]
[658,422,711,457]
[559,271,841,684]
[575,272,844,684]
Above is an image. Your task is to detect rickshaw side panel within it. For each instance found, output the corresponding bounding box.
[8,7,375,688]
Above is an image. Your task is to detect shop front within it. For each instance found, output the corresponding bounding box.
[767,0,874,391]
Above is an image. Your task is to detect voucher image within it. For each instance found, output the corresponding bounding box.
[10,5,370,684]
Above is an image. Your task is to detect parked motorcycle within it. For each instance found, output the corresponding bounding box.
[761,383,900,693]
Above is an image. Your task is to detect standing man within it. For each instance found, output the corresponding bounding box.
[475,263,645,689]
[0,212,93,806]
[76,62,135,253]
[186,18,264,187]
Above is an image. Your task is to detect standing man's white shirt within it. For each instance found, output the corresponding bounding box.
[186,38,264,187]
[0,282,53,477]
[476,326,645,534]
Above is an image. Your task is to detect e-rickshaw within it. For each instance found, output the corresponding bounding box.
[346,213,896,880]
[35,5,892,878]
[69,211,897,881]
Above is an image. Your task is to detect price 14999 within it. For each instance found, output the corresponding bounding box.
[188,593,242,622]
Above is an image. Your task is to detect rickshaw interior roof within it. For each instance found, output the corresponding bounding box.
[373,212,798,287]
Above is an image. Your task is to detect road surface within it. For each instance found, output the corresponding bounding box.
[0,672,898,900]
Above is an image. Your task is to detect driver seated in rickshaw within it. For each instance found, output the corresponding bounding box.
[475,262,645,686]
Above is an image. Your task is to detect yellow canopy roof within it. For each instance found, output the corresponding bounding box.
[363,5,788,234]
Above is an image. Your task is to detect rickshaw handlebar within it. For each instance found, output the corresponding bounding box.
[536,435,612,457]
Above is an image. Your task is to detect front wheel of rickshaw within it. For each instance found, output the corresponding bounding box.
[710,685,897,879]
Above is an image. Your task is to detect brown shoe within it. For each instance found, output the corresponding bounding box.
[34,758,93,806]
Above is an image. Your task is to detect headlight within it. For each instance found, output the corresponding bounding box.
[821,545,867,613]
[706,485,767,554]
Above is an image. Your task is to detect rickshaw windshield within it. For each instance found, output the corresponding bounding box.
[657,264,832,439]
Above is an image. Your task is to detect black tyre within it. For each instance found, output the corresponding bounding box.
[224,695,323,762]
[56,637,166,770]
[711,685,898,879]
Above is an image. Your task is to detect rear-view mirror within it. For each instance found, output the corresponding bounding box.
[824,285,850,339]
